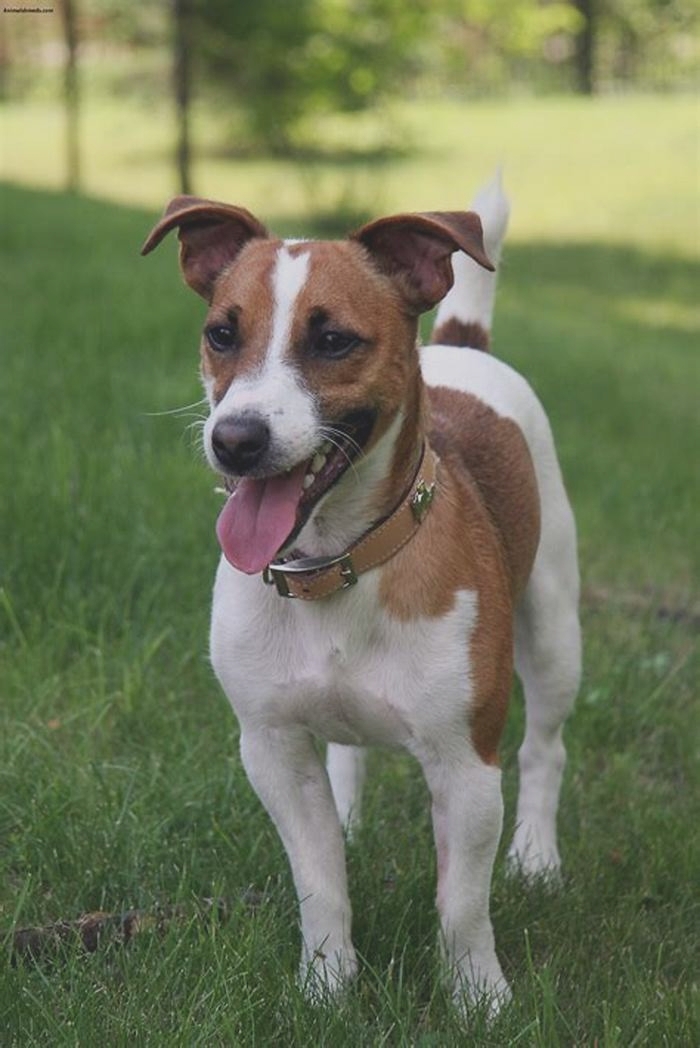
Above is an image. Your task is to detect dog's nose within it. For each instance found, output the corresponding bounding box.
[211,415,271,473]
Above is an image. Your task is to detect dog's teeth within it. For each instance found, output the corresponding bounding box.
[320,440,332,455]
[303,473,315,490]
[311,452,326,474]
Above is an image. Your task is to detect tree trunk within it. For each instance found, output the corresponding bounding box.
[573,0,596,95]
[61,0,80,191]
[0,17,9,102]
[173,0,193,195]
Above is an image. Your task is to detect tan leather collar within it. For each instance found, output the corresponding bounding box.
[262,443,439,600]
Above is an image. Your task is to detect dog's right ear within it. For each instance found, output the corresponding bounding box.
[141,196,269,301]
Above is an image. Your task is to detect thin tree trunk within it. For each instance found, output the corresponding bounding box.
[0,17,8,102]
[173,0,193,195]
[573,0,596,95]
[61,0,80,191]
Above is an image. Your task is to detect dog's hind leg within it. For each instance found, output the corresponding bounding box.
[327,744,366,834]
[509,476,581,877]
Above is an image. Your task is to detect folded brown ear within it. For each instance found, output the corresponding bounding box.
[351,211,494,313]
[141,197,269,301]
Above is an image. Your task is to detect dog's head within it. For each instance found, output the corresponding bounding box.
[142,197,492,572]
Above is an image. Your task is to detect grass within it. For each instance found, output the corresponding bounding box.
[1,95,699,1044]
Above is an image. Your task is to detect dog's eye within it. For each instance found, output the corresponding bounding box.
[315,330,361,359]
[206,325,238,353]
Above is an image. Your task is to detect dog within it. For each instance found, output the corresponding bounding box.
[142,172,581,1014]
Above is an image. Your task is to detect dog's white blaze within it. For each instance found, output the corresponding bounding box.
[204,245,319,470]
[268,245,311,367]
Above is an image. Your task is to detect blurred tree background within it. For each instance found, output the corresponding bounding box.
[1,0,696,195]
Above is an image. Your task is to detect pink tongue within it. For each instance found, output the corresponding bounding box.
[216,462,308,574]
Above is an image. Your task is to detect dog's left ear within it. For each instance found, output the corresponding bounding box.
[351,211,494,313]
[141,196,269,301]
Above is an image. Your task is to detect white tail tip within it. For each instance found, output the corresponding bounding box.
[471,167,510,266]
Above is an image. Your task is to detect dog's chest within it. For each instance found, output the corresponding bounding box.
[210,560,479,748]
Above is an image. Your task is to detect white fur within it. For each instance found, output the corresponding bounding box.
[206,175,580,1011]
[269,247,311,366]
[326,744,366,833]
[203,247,320,473]
[211,568,510,1000]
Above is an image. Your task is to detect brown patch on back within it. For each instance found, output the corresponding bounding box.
[428,386,540,600]
[378,386,541,764]
[431,318,490,352]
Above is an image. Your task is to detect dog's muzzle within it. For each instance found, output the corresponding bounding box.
[211,414,271,474]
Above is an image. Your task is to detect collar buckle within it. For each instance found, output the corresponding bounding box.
[263,551,358,598]
[262,563,293,597]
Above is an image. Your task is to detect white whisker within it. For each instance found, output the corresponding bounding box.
[143,397,209,418]
[320,424,364,460]
[318,424,364,484]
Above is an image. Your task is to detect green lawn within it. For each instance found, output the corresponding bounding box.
[1,95,699,1045]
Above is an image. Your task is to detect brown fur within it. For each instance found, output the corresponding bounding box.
[291,242,426,520]
[428,387,540,601]
[431,318,490,353]
[202,239,281,403]
[352,210,493,313]
[378,386,541,763]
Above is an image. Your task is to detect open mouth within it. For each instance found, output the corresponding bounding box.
[296,408,375,518]
[216,408,376,574]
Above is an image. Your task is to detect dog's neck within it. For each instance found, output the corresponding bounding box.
[289,360,427,560]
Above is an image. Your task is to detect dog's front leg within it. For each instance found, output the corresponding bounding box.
[420,751,510,1016]
[240,725,357,996]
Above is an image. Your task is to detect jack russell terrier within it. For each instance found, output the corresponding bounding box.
[142,173,581,1014]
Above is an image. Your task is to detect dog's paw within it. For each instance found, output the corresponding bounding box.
[451,959,512,1022]
[507,822,562,882]
[299,946,358,1003]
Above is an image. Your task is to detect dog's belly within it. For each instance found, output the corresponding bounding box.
[210,558,480,751]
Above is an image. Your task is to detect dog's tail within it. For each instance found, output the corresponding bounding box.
[431,168,510,353]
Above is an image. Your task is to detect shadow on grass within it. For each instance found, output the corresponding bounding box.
[417,238,698,357]
[506,240,698,313]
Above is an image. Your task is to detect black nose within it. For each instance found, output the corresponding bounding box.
[211,415,271,473]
